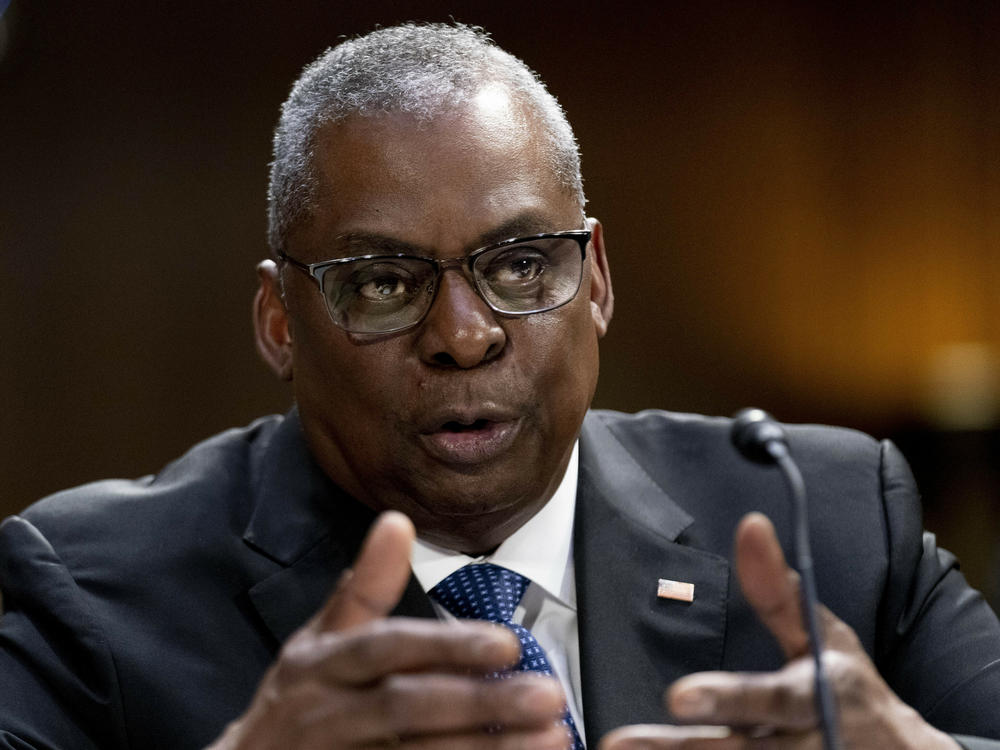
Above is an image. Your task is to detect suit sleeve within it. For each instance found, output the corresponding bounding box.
[0,515,126,749]
[874,441,1000,748]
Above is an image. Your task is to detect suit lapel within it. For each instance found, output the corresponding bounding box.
[238,409,731,744]
[242,410,434,647]
[246,550,434,646]
[575,413,731,744]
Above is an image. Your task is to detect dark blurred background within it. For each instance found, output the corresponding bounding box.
[2,1,998,603]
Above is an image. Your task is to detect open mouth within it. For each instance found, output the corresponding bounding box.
[419,417,522,465]
[440,418,493,432]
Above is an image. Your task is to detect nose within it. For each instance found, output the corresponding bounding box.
[414,269,506,368]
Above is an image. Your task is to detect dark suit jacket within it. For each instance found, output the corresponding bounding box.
[2,409,999,749]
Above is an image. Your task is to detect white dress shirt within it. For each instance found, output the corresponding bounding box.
[411,442,584,742]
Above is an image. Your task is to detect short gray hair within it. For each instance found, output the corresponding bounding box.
[267,22,585,254]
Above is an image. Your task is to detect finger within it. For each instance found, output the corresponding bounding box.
[396,723,572,750]
[599,724,740,749]
[601,724,821,750]
[300,672,567,743]
[281,619,521,684]
[668,659,817,731]
[734,512,810,659]
[311,511,416,633]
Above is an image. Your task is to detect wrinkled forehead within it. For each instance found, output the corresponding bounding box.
[294,101,578,253]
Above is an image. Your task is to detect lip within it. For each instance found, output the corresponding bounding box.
[417,412,523,466]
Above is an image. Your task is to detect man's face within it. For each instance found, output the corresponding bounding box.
[264,91,612,553]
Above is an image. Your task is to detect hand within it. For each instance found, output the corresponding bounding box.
[208,511,571,749]
[600,512,960,750]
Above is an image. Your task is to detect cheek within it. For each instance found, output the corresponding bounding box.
[291,323,409,422]
[517,305,600,415]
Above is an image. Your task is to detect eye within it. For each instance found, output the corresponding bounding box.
[359,275,409,300]
[485,248,548,285]
[344,262,423,304]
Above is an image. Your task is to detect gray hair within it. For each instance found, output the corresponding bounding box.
[266,22,584,253]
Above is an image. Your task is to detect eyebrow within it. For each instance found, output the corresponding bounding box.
[474,212,565,247]
[328,211,570,259]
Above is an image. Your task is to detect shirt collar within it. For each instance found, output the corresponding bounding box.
[411,441,579,609]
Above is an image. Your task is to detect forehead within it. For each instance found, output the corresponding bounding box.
[295,96,579,257]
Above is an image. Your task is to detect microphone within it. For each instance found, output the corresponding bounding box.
[730,408,842,750]
[731,407,791,463]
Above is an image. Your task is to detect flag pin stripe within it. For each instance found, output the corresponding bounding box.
[657,578,695,602]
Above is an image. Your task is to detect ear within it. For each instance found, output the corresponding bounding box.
[253,260,294,381]
[585,217,614,338]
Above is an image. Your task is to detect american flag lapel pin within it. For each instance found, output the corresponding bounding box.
[657,578,695,603]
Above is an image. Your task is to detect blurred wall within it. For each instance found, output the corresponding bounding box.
[2,2,998,596]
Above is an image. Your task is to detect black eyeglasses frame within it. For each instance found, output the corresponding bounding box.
[276,229,591,334]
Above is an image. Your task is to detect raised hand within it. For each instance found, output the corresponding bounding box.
[208,511,571,749]
[600,512,959,750]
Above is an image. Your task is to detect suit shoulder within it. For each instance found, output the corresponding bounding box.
[11,414,285,561]
[585,407,880,461]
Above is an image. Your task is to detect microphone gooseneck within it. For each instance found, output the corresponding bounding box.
[730,408,842,750]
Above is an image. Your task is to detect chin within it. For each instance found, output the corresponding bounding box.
[402,477,545,542]
[410,484,528,519]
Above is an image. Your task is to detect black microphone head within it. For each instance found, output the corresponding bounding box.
[731,408,788,463]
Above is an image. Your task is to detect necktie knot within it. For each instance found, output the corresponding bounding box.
[429,562,528,624]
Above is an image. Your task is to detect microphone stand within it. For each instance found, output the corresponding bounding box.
[733,409,842,750]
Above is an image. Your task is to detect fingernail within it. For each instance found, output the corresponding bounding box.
[673,687,715,717]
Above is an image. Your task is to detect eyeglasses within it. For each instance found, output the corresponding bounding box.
[277,229,590,334]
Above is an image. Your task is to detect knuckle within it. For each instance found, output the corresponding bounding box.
[766,679,799,716]
[755,667,811,723]
[274,635,319,682]
[470,676,503,720]
[372,673,413,730]
[342,619,464,676]
[261,682,349,745]
[345,620,395,667]
[825,653,870,707]
[823,650,856,684]
[825,614,862,648]
[329,619,422,683]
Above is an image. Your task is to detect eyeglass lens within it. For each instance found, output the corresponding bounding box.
[317,235,584,334]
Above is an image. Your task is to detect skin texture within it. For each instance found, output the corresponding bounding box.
[255,96,613,555]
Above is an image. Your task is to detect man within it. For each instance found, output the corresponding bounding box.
[1,22,999,750]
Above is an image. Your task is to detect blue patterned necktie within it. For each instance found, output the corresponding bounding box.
[429,562,585,749]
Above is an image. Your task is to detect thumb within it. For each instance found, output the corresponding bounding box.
[735,512,811,660]
[311,510,416,633]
